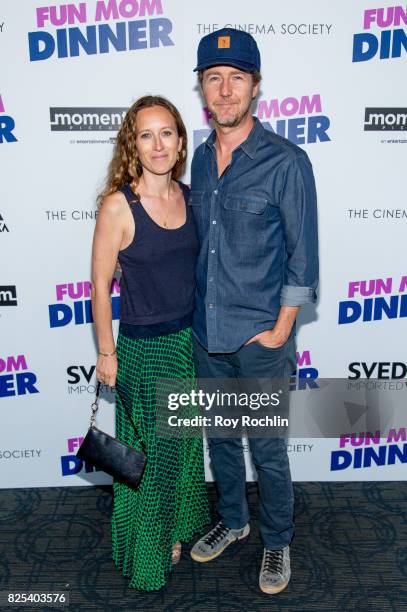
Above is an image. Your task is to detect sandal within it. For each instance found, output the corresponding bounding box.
[172,541,181,565]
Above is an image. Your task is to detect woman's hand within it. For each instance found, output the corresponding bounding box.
[96,353,118,387]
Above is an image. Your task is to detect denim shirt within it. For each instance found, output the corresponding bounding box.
[190,117,319,353]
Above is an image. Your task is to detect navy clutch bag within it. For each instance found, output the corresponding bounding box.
[77,382,147,489]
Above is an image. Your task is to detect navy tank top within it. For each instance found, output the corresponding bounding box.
[117,181,198,338]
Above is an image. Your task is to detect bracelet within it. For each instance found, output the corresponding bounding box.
[98,349,116,357]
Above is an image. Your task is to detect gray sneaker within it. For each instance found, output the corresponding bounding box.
[259,546,291,594]
[190,521,250,562]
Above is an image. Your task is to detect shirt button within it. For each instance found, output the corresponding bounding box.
[208,303,214,309]
[211,249,215,254]
[212,220,217,225]
[214,189,218,195]
[209,277,213,282]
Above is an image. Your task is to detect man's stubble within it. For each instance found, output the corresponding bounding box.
[209,96,253,129]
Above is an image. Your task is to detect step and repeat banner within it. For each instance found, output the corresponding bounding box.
[0,1,405,487]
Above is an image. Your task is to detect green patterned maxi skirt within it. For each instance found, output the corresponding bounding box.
[112,327,210,591]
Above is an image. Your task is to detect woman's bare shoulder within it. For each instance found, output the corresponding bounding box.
[99,191,129,218]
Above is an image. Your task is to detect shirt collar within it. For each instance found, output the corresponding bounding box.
[204,116,263,160]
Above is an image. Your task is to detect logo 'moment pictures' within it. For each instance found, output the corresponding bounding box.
[364,108,407,131]
[0,286,17,306]
[352,5,407,62]
[50,108,127,131]
[28,0,174,61]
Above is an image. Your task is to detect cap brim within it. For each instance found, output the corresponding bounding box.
[193,59,255,72]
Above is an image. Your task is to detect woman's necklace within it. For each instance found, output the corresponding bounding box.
[157,200,170,228]
[133,181,172,228]
[159,188,172,228]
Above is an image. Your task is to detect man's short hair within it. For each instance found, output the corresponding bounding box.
[198,69,262,87]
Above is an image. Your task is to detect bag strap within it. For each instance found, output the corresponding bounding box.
[90,382,146,454]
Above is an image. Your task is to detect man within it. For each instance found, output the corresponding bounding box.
[189,28,318,594]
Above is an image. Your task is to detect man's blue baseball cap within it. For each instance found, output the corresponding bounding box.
[194,28,261,73]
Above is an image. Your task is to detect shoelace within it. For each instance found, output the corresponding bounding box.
[203,522,231,548]
[263,549,284,575]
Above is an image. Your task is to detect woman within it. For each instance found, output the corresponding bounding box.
[91,95,210,591]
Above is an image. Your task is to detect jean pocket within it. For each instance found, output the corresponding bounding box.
[254,339,286,351]
[253,326,296,351]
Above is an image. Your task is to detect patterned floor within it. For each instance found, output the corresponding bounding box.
[0,483,406,611]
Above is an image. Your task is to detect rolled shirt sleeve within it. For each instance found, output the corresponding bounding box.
[278,153,319,307]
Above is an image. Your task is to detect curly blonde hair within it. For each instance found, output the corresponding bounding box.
[98,95,187,206]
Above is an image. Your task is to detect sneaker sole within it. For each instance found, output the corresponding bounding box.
[190,526,250,563]
[259,579,289,595]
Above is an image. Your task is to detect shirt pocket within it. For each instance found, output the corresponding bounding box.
[223,195,268,215]
[222,194,274,253]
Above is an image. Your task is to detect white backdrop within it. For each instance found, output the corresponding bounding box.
[1,0,406,488]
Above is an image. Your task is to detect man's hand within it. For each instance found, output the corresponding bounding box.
[245,305,300,348]
[246,327,289,348]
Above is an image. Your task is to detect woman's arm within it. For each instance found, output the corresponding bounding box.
[91,193,127,387]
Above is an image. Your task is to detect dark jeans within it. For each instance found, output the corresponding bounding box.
[193,331,296,550]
